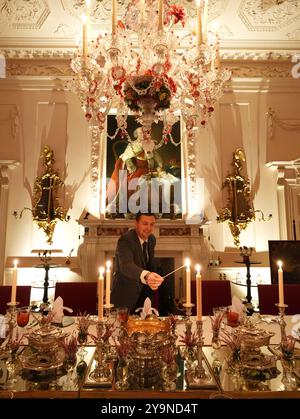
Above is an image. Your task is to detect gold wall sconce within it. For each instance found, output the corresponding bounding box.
[217,148,272,247]
[14,145,70,244]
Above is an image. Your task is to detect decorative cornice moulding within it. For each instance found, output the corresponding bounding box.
[4,58,296,80]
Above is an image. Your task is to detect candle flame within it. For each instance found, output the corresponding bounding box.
[85,0,91,7]
[195,0,201,7]
[106,260,111,269]
[82,14,87,24]
[99,266,105,275]
[277,260,283,268]
[196,264,201,273]
[185,258,191,268]
[13,259,18,268]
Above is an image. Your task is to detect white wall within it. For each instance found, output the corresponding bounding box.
[1,75,300,288]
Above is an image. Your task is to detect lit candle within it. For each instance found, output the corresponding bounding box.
[82,14,88,57]
[98,267,104,321]
[195,264,202,320]
[277,261,284,306]
[112,0,117,35]
[203,0,209,40]
[105,260,111,306]
[196,0,203,49]
[158,0,163,31]
[11,260,18,304]
[185,258,191,305]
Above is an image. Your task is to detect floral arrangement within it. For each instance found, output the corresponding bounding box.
[161,346,176,365]
[220,329,241,363]
[164,4,186,27]
[32,310,56,328]
[210,311,225,332]
[280,335,296,361]
[90,320,117,344]
[60,334,78,363]
[76,313,91,344]
[178,328,198,347]
[114,336,133,359]
[123,72,176,112]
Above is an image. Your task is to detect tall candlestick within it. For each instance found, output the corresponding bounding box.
[203,0,208,40]
[82,14,88,57]
[185,258,191,305]
[196,264,202,320]
[112,0,117,35]
[196,0,203,49]
[215,35,220,68]
[11,260,18,304]
[98,267,104,321]
[277,261,284,306]
[158,0,163,31]
[105,260,111,306]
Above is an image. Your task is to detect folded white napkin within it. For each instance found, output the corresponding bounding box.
[52,296,73,324]
[135,297,159,319]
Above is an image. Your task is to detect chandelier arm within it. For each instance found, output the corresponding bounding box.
[70,0,231,156]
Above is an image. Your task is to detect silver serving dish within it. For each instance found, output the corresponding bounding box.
[239,324,274,349]
[125,315,174,388]
[19,348,65,371]
[27,325,67,354]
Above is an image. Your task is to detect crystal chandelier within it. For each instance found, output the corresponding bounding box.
[70,0,231,150]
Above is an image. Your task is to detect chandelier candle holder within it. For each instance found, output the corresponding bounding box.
[70,0,230,150]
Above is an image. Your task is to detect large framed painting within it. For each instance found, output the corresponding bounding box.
[105,115,182,219]
[268,240,300,284]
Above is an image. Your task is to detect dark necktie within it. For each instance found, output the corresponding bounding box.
[142,241,149,268]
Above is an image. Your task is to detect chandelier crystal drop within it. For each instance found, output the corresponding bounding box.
[70,0,231,148]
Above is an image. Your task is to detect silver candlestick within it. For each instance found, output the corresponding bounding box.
[276,303,288,344]
[186,320,214,388]
[89,320,112,384]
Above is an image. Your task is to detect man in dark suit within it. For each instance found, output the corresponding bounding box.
[111,213,164,313]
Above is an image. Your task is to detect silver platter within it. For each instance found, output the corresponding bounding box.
[19,349,65,371]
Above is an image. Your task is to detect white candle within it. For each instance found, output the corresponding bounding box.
[196,0,203,49]
[158,0,163,31]
[185,258,191,305]
[11,259,18,304]
[196,264,202,320]
[112,0,117,35]
[82,14,88,57]
[98,267,104,320]
[203,0,208,40]
[105,260,111,306]
[277,260,284,306]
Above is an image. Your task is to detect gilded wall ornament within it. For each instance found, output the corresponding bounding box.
[217,148,271,246]
[14,145,69,244]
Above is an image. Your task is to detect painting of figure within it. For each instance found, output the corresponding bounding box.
[106,115,182,219]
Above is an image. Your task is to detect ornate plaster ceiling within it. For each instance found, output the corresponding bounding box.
[0,0,299,60]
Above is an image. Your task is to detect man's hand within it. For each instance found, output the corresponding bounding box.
[146,272,164,290]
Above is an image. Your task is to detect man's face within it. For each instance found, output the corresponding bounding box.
[135,215,156,241]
